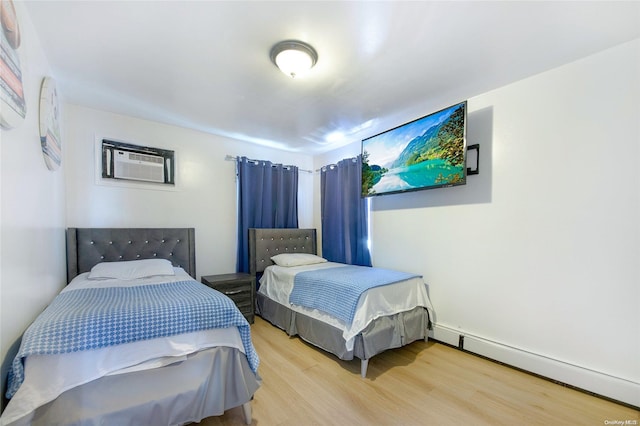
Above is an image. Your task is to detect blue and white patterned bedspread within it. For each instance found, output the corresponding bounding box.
[289,265,420,325]
[6,280,259,399]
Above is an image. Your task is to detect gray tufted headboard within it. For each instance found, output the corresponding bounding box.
[66,228,196,283]
[248,228,317,277]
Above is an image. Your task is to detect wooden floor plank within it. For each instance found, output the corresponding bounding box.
[202,317,639,425]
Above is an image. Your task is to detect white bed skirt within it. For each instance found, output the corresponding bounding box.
[6,347,260,426]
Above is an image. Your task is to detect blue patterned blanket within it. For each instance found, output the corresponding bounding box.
[6,280,259,399]
[289,265,420,325]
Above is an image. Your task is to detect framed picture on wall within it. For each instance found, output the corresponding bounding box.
[1,0,27,129]
[39,77,62,170]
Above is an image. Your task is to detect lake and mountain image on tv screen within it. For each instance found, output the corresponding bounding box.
[362,102,466,197]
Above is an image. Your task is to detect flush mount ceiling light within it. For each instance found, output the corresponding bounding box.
[270,40,318,78]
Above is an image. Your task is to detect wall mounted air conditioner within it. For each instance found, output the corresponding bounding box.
[102,140,175,185]
[113,149,165,183]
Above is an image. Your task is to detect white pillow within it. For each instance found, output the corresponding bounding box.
[271,253,328,267]
[88,259,175,280]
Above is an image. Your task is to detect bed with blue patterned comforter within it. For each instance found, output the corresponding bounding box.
[1,276,260,426]
[6,280,259,399]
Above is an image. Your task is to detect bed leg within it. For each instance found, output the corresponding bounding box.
[360,359,369,378]
[241,402,252,425]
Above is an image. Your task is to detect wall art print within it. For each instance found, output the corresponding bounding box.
[1,0,26,129]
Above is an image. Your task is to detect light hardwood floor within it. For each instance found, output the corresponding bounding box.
[203,317,639,425]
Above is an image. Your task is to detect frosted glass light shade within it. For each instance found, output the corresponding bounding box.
[270,40,318,78]
[274,50,313,78]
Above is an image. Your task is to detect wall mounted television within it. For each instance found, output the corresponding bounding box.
[362,101,467,197]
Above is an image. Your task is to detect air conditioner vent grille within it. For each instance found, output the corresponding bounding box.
[128,152,163,164]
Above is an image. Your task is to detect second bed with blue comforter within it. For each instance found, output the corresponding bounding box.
[289,265,420,325]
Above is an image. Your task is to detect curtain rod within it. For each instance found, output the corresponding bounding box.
[225,155,313,173]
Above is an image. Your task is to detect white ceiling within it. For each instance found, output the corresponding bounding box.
[24,1,640,154]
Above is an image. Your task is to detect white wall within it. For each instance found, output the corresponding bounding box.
[315,39,640,406]
[0,2,67,404]
[63,105,314,279]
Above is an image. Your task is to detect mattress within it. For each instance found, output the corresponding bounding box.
[258,261,433,351]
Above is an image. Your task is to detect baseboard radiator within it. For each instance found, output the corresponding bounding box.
[431,324,639,408]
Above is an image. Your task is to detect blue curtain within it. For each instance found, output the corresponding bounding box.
[236,157,299,273]
[321,155,371,266]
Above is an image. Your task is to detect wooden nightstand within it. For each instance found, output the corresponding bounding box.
[201,273,255,324]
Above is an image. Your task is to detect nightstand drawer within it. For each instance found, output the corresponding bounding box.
[201,273,255,324]
[218,286,251,304]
